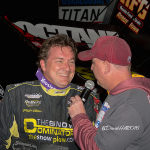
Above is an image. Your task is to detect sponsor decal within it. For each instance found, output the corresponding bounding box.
[23,109,42,112]
[59,6,107,22]
[25,100,41,107]
[41,77,55,89]
[28,134,74,143]
[95,102,110,129]
[116,12,139,34]
[67,97,72,108]
[118,3,143,28]
[24,118,74,143]
[12,21,117,48]
[24,81,34,84]
[77,85,84,91]
[116,0,149,34]
[54,91,65,94]
[14,82,34,87]
[120,0,149,20]
[36,68,70,90]
[60,0,108,5]
[25,93,42,98]
[59,0,109,23]
[14,83,21,87]
[12,141,37,150]
[91,91,97,96]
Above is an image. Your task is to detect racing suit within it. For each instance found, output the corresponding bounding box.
[0,69,100,150]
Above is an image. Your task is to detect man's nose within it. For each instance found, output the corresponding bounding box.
[63,62,70,71]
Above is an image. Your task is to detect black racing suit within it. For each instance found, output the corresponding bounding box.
[0,80,100,150]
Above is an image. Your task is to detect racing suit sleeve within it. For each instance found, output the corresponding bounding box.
[0,86,19,149]
[72,114,100,150]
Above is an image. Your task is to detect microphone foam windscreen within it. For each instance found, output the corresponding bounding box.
[85,80,95,90]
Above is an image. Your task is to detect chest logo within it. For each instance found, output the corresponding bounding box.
[25,93,42,98]
[25,100,41,107]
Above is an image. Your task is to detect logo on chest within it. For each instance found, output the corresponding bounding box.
[25,100,41,107]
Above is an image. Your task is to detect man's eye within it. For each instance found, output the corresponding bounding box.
[69,61,75,64]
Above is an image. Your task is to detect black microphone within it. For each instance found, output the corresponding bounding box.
[80,80,95,103]
[67,80,95,124]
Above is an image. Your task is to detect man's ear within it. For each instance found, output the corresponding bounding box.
[40,60,46,72]
[104,61,110,75]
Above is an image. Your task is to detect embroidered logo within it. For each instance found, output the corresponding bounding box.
[127,56,131,62]
[54,91,65,94]
[77,85,84,91]
[25,100,41,107]
[41,77,55,89]
[14,83,21,87]
[25,93,42,98]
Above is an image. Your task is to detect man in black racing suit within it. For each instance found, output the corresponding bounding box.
[0,34,101,150]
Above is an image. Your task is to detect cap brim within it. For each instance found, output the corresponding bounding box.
[78,50,94,61]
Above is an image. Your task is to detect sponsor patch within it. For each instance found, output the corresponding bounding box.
[23,109,42,112]
[14,83,21,87]
[25,93,42,98]
[54,91,65,94]
[77,85,84,91]
[25,100,41,107]
[14,82,34,87]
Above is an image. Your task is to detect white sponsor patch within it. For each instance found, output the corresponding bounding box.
[25,93,42,98]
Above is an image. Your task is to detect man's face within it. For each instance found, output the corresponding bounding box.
[40,46,75,88]
[91,58,105,87]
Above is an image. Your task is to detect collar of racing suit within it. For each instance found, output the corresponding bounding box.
[36,68,71,96]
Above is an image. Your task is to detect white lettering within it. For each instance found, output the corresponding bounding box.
[62,122,67,128]
[14,21,117,48]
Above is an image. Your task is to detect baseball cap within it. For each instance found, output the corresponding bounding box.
[78,36,131,66]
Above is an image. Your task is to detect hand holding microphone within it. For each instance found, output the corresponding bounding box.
[68,80,95,123]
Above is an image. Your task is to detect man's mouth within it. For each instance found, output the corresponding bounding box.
[58,74,69,77]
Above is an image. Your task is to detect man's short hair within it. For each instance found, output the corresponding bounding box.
[36,34,77,70]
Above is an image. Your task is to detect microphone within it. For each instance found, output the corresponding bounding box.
[80,80,95,103]
[67,80,95,123]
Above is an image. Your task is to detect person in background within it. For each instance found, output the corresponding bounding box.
[0,34,101,150]
[69,36,150,150]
